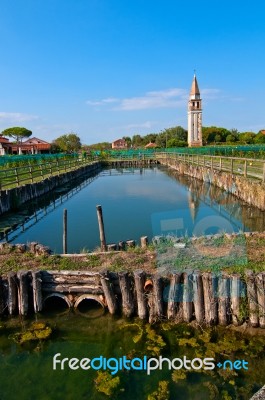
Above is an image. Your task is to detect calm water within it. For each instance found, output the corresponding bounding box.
[0,311,264,400]
[0,166,265,253]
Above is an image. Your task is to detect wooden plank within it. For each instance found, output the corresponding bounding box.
[31,271,43,313]
[218,274,230,326]
[202,272,218,325]
[167,273,181,320]
[256,273,265,328]
[17,271,29,316]
[246,270,259,327]
[134,270,148,319]
[8,272,18,315]
[100,271,118,314]
[192,271,204,324]
[118,272,134,317]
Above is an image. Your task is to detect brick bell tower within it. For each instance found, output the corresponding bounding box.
[188,74,203,147]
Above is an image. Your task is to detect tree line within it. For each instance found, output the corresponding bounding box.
[1,125,265,154]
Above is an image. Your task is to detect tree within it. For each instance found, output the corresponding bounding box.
[53,133,81,152]
[1,126,32,143]
[239,132,256,144]
[254,132,265,144]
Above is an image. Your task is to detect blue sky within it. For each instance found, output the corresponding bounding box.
[0,0,265,144]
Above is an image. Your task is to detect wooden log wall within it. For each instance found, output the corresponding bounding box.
[0,269,264,328]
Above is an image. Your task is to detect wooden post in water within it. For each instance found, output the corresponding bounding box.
[140,236,148,248]
[183,271,193,323]
[192,271,204,324]
[8,272,18,315]
[218,274,230,326]
[202,272,218,325]
[167,273,181,320]
[256,273,265,328]
[100,271,117,314]
[134,270,148,319]
[63,209,68,254]
[118,272,134,317]
[246,270,259,327]
[0,277,5,315]
[17,271,29,316]
[32,271,43,313]
[96,205,107,252]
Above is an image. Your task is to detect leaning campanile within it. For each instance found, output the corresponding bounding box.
[188,74,202,147]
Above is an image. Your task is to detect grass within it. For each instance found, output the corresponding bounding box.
[0,232,264,276]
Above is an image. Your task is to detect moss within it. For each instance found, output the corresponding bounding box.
[147,381,170,400]
[172,369,187,382]
[94,371,121,397]
[12,322,52,344]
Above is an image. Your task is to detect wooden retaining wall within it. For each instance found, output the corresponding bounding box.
[0,269,264,328]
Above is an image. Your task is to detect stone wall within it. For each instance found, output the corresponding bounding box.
[159,158,265,211]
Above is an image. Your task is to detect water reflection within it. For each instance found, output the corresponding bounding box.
[0,166,264,252]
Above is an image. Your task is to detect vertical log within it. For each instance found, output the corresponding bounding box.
[218,274,230,326]
[118,272,134,317]
[0,276,5,315]
[100,271,117,314]
[140,236,148,248]
[153,274,164,319]
[183,271,193,322]
[96,205,107,251]
[246,271,259,327]
[202,272,218,325]
[63,209,68,254]
[118,241,125,250]
[134,270,148,319]
[17,271,29,316]
[192,271,204,324]
[8,272,18,315]
[126,240,135,248]
[167,273,181,320]
[107,244,117,251]
[32,271,43,313]
[256,273,265,328]
[244,159,247,177]
[230,274,243,326]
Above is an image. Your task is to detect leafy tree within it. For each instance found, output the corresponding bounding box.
[202,126,231,145]
[239,132,256,144]
[122,136,132,148]
[53,133,81,152]
[132,134,143,147]
[226,134,237,143]
[1,126,32,143]
[85,142,111,151]
[254,132,265,144]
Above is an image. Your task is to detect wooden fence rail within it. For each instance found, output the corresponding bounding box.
[156,152,265,182]
[0,157,94,190]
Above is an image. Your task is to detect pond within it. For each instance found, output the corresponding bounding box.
[0,166,265,253]
[0,310,264,400]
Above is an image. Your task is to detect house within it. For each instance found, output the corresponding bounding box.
[111,138,128,149]
[0,135,51,155]
[0,135,11,155]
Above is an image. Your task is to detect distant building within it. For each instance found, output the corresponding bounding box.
[112,138,127,149]
[0,135,51,155]
[144,142,157,148]
[188,74,203,147]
